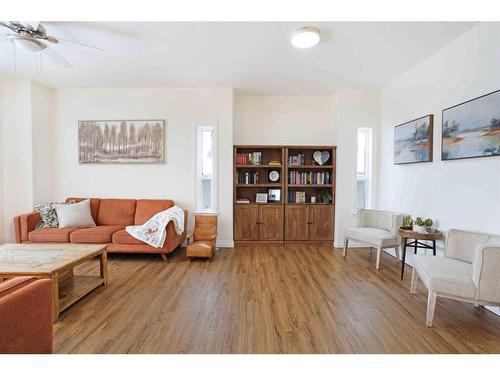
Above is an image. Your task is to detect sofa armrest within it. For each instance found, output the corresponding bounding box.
[13,212,41,243]
[0,277,53,354]
[472,243,500,302]
[162,209,188,252]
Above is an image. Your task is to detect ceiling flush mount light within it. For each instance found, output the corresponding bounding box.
[291,26,321,49]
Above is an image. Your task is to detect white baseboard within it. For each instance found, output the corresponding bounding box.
[216,240,234,248]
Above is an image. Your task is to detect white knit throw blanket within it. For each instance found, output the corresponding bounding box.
[125,205,184,248]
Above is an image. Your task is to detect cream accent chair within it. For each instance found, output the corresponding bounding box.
[410,229,500,327]
[343,209,403,269]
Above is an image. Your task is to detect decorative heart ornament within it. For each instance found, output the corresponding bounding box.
[313,151,330,165]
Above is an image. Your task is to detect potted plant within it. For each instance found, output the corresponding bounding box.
[413,217,434,233]
[317,189,333,204]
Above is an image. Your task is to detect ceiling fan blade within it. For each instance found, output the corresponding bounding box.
[43,47,72,68]
[50,36,104,52]
[24,21,40,31]
[0,22,16,32]
[44,35,59,44]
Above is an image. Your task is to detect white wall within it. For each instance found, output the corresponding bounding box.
[234,92,380,246]
[378,23,500,235]
[333,89,380,246]
[234,95,335,145]
[0,80,34,242]
[31,82,55,205]
[54,87,234,246]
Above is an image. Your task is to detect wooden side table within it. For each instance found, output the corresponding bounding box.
[399,228,444,280]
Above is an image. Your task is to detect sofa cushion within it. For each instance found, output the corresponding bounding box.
[65,198,101,222]
[112,230,144,245]
[344,227,398,247]
[134,199,174,225]
[70,225,124,243]
[412,255,476,299]
[28,227,79,243]
[55,199,96,228]
[96,199,136,226]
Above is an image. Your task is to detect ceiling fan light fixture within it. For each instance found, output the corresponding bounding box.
[7,35,47,52]
[291,27,321,49]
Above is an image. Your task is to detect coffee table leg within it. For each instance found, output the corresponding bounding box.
[100,251,108,286]
[432,240,436,256]
[401,238,407,280]
[51,272,59,322]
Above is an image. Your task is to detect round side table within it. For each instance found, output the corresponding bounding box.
[399,228,444,280]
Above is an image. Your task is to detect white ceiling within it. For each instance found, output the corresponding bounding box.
[0,22,477,95]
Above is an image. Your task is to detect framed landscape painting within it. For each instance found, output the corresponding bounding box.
[78,120,165,164]
[394,114,433,164]
[442,89,500,161]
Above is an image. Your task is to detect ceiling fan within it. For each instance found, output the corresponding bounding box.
[0,21,104,68]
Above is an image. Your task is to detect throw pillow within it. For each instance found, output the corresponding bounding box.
[55,199,96,228]
[34,202,71,229]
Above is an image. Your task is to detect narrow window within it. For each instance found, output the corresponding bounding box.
[196,124,217,213]
[356,128,372,209]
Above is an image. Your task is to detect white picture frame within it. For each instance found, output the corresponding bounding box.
[256,193,268,203]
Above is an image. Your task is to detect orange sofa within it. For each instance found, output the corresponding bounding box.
[14,198,187,261]
[0,277,53,354]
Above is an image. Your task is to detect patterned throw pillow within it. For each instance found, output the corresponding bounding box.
[34,202,72,229]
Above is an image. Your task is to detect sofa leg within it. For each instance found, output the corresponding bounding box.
[410,268,418,294]
[426,291,437,327]
[160,253,168,263]
[376,247,382,270]
[343,238,349,257]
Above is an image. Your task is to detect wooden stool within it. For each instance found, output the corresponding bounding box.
[186,215,217,258]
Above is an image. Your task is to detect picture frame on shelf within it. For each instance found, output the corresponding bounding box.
[256,193,268,203]
[268,189,281,202]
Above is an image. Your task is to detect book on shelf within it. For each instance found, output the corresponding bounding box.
[287,153,305,166]
[268,160,281,166]
[288,170,331,185]
[236,170,260,184]
[288,191,306,203]
[236,152,262,165]
[236,198,250,204]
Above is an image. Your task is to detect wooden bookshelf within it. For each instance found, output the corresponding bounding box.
[234,145,336,245]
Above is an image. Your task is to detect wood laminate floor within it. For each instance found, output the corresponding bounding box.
[54,245,500,353]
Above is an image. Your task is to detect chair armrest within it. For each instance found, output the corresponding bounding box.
[472,243,500,302]
[0,277,53,353]
[13,212,41,243]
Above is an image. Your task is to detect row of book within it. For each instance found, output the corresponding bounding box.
[288,153,305,166]
[236,152,262,165]
[289,171,331,185]
[288,191,306,204]
[236,171,261,184]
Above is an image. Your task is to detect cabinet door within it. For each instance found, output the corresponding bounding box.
[234,205,259,240]
[310,205,334,241]
[258,205,284,241]
[285,205,309,241]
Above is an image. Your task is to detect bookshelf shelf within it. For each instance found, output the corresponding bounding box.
[236,165,282,169]
[236,184,282,188]
[287,165,332,169]
[288,184,333,188]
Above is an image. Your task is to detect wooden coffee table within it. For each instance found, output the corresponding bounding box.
[0,243,108,321]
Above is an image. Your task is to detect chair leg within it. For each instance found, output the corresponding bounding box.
[343,238,349,257]
[410,268,418,294]
[376,247,382,270]
[395,244,401,261]
[426,291,437,327]
[160,253,168,263]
